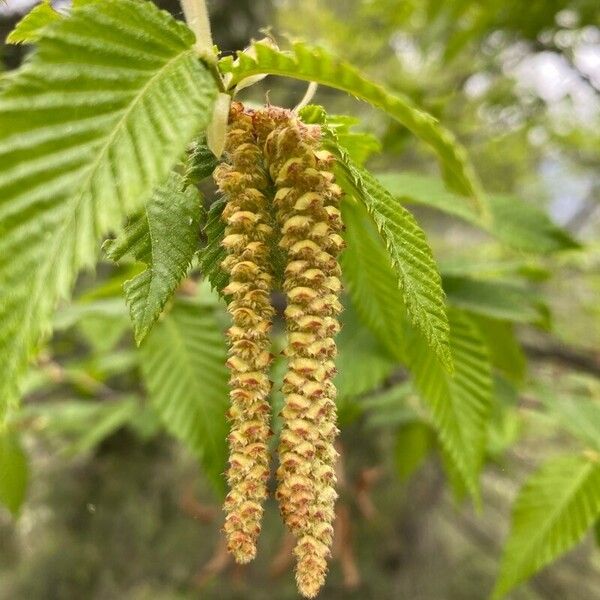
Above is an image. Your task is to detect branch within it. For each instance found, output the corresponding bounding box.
[524,339,600,377]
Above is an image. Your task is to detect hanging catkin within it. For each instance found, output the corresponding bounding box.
[213,102,274,564]
[260,107,344,598]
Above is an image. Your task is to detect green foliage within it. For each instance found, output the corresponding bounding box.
[377,172,579,254]
[334,303,396,420]
[394,422,434,482]
[299,105,381,166]
[6,0,60,44]
[541,386,600,452]
[340,199,406,361]
[0,429,28,516]
[0,0,217,417]
[338,156,452,371]
[406,309,493,499]
[443,275,549,326]
[104,172,203,345]
[19,398,139,455]
[220,41,484,207]
[199,199,229,295]
[185,137,219,184]
[140,298,229,494]
[494,454,600,598]
[469,316,526,385]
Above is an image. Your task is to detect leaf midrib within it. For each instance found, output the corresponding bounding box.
[18,48,197,364]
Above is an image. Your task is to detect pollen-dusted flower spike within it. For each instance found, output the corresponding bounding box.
[261,108,344,598]
[213,102,275,564]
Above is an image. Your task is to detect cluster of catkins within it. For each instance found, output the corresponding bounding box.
[213,101,344,598]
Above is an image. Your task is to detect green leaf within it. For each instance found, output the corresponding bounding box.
[140,298,229,494]
[199,198,229,295]
[394,421,434,482]
[541,390,600,452]
[20,397,138,455]
[338,158,452,372]
[443,275,548,325]
[335,303,396,406]
[299,105,381,166]
[6,0,61,45]
[104,172,203,345]
[185,136,219,184]
[406,309,493,499]
[470,315,526,385]
[340,199,407,361]
[494,454,600,599]
[0,0,217,417]
[0,429,28,516]
[377,172,579,254]
[220,41,483,207]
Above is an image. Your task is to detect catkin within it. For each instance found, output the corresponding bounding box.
[213,102,275,564]
[260,108,344,598]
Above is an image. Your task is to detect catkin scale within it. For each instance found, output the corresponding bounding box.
[260,108,344,598]
[213,102,275,564]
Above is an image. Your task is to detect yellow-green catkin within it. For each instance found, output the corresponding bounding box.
[260,107,344,598]
[213,102,275,564]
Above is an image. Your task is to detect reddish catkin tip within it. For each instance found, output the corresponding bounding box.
[213,102,275,565]
[258,107,344,598]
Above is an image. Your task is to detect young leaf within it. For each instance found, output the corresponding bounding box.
[220,41,484,209]
[0,0,217,418]
[104,172,203,345]
[0,429,28,516]
[406,309,493,500]
[494,454,600,599]
[377,172,579,253]
[338,158,452,372]
[6,0,61,45]
[185,136,219,184]
[199,198,229,295]
[299,105,381,166]
[140,298,229,494]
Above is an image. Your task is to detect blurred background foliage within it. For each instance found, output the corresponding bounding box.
[0,0,599,598]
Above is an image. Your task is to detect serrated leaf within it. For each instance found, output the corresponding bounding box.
[140,298,229,494]
[185,136,219,184]
[0,0,217,417]
[199,198,229,295]
[340,199,407,361]
[220,41,483,208]
[0,429,28,516]
[6,0,60,45]
[377,172,579,254]
[406,309,493,500]
[493,454,600,599]
[104,172,203,344]
[338,158,452,372]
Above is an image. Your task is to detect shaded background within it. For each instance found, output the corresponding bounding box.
[1,1,599,599]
